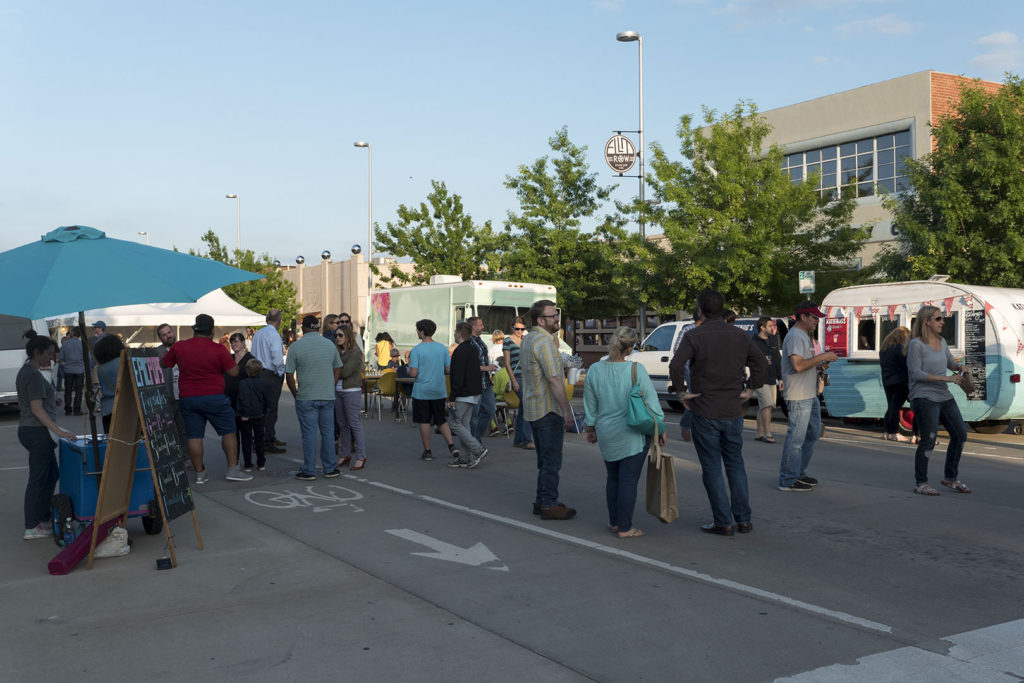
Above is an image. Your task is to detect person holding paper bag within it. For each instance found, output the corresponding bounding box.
[584,327,666,539]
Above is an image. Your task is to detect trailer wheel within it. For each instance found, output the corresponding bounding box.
[142,499,164,535]
[1013,422,1023,436]
[969,420,1011,434]
[51,494,74,547]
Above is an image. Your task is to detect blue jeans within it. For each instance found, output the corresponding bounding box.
[912,397,968,484]
[295,399,337,476]
[19,426,58,529]
[604,445,648,532]
[779,397,821,487]
[513,378,532,446]
[530,412,565,508]
[691,415,750,526]
[471,385,496,440]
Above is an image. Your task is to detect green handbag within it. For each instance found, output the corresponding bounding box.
[626,362,666,437]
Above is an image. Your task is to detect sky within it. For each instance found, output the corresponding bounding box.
[2,0,1022,264]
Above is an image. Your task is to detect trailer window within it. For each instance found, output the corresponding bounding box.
[879,318,900,344]
[856,317,876,351]
[910,312,959,348]
[476,306,518,334]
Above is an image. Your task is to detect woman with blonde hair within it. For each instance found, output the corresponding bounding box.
[907,306,970,495]
[879,326,916,442]
[583,327,666,539]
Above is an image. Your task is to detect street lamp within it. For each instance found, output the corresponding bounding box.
[296,256,305,315]
[617,30,647,339]
[137,231,149,245]
[353,141,373,318]
[225,194,240,251]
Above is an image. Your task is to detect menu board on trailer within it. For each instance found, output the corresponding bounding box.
[962,310,987,401]
[823,318,848,357]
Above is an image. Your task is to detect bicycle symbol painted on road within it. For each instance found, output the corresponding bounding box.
[244,485,365,513]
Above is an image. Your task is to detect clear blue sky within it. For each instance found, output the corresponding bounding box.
[3,0,1021,263]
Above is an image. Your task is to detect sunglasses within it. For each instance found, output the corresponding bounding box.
[338,320,351,324]
[931,316,944,321]
[513,326,526,331]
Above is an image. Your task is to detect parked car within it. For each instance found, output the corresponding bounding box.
[0,315,53,407]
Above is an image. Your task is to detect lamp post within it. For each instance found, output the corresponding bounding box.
[225,194,240,251]
[353,141,372,324]
[296,256,305,315]
[137,231,149,245]
[616,30,646,339]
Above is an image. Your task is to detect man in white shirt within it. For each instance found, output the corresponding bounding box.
[251,309,287,453]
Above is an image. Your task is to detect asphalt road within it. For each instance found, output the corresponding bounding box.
[2,396,1023,682]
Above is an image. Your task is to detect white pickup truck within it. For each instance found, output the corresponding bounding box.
[0,316,53,407]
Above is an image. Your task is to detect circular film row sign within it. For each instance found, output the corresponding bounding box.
[605,134,636,173]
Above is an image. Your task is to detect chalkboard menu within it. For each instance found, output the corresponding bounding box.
[962,310,987,401]
[129,348,194,520]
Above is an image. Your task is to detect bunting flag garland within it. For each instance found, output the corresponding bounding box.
[888,305,898,321]
[854,306,865,318]
[943,297,955,316]
[984,302,994,316]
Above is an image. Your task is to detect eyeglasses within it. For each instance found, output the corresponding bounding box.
[513,326,526,331]
[338,319,351,324]
[931,316,944,322]
[538,314,559,319]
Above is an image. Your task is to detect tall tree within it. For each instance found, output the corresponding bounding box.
[876,74,1024,285]
[645,101,869,314]
[189,230,299,326]
[501,127,640,321]
[373,180,499,286]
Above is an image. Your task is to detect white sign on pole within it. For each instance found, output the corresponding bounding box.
[799,271,815,295]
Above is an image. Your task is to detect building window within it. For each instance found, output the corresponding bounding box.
[782,129,912,199]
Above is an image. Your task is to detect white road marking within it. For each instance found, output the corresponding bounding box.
[386,528,508,571]
[349,474,892,634]
[0,465,29,471]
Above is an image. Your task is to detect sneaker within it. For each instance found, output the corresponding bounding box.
[489,428,503,438]
[797,476,819,486]
[323,468,341,478]
[467,448,489,469]
[295,471,317,481]
[447,457,470,468]
[266,445,287,454]
[532,503,542,515]
[242,466,253,473]
[421,450,434,461]
[449,447,461,460]
[226,467,254,482]
[257,465,266,471]
[778,481,814,492]
[274,439,287,447]
[195,470,210,485]
[23,523,52,540]
[540,503,577,520]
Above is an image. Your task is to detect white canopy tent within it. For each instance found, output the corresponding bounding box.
[48,289,265,345]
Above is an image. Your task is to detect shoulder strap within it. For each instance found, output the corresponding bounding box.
[631,361,638,387]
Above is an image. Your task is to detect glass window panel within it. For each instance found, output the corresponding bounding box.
[877,178,896,194]
[821,173,836,188]
[790,167,803,182]
[841,156,856,171]
[842,170,858,184]
[877,134,895,149]
[894,130,911,148]
[823,188,838,200]
[880,318,899,342]
[806,162,821,177]
[895,147,911,164]
[780,159,788,170]
[878,163,895,180]
[840,142,856,157]
[805,149,821,163]
[858,182,874,197]
[895,176,912,192]
[641,325,675,351]
[821,146,837,160]
[822,159,837,174]
[787,153,803,166]
[858,167,874,181]
[857,318,877,350]
[858,153,873,169]
[942,312,959,348]
[857,138,874,153]
[877,148,895,165]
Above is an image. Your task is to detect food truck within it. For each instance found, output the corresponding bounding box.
[819,280,1024,434]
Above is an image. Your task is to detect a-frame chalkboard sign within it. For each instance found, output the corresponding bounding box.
[88,348,203,568]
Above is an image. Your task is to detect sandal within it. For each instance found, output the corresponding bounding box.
[941,479,971,493]
[617,528,645,539]
[338,456,352,467]
[913,483,940,496]
[608,525,618,533]
[762,435,776,443]
[351,459,366,471]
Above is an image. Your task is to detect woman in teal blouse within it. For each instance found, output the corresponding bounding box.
[584,327,666,538]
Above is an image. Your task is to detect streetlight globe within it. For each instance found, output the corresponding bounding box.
[321,250,331,261]
[296,255,305,265]
[351,244,362,255]
[273,259,281,267]
[225,193,238,199]
[616,30,640,42]
[353,141,369,148]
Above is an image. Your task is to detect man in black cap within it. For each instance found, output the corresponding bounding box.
[777,299,837,492]
[161,313,252,483]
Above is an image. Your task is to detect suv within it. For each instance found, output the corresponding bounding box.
[0,315,53,407]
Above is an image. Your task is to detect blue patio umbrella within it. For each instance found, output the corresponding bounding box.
[0,225,264,320]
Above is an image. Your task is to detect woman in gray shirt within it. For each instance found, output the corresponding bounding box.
[906,306,970,496]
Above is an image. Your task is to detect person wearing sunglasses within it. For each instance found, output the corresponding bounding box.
[906,306,970,495]
[503,316,534,449]
[336,313,364,354]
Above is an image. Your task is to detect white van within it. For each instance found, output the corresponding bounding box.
[0,316,53,407]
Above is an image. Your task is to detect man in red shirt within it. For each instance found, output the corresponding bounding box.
[161,314,252,483]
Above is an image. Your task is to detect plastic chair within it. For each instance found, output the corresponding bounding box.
[376,371,405,422]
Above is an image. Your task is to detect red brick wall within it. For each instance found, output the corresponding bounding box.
[929,72,1003,148]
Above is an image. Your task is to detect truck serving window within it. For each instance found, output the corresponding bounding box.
[476,306,518,334]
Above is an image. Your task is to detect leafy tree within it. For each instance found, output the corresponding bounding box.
[501,127,641,321]
[645,101,869,314]
[373,180,500,285]
[189,230,299,327]
[876,74,1024,285]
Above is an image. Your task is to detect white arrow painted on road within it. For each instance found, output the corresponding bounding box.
[386,529,508,572]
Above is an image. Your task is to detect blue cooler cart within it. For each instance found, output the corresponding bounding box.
[51,436,164,546]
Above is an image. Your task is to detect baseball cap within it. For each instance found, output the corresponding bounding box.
[794,300,826,318]
[301,314,320,330]
[92,321,107,330]
[192,313,215,333]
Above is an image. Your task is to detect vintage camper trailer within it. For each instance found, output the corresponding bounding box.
[819,280,1024,434]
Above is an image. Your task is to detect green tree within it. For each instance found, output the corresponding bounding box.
[876,74,1024,285]
[645,101,869,314]
[501,127,640,321]
[373,180,500,285]
[190,230,299,326]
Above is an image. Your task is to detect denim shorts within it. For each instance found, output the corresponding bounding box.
[180,394,237,438]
